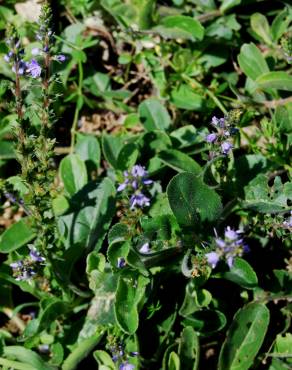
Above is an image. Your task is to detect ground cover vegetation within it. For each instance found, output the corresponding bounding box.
[0,0,291,369]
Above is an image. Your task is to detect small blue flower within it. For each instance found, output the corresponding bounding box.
[206,226,249,269]
[206,133,217,143]
[117,257,126,268]
[221,141,233,155]
[205,251,220,269]
[139,242,150,253]
[130,192,150,209]
[26,59,41,78]
[119,363,135,370]
[29,247,45,263]
[55,54,66,62]
[31,47,40,56]
[131,165,147,177]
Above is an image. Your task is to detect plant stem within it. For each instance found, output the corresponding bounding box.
[70,60,83,153]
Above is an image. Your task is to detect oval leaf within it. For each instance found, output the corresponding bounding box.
[114,274,149,334]
[138,98,171,131]
[158,149,202,175]
[250,13,272,45]
[153,15,204,41]
[59,154,87,196]
[222,258,258,289]
[256,71,292,91]
[238,43,269,80]
[218,302,270,370]
[0,218,35,253]
[167,172,222,228]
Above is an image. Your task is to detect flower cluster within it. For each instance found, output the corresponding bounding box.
[205,115,238,155]
[10,246,45,281]
[117,165,153,210]
[205,227,249,269]
[4,6,65,80]
[108,341,137,370]
[4,31,26,76]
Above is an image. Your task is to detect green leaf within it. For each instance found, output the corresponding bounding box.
[102,133,133,168]
[6,176,29,196]
[116,143,139,170]
[153,15,204,41]
[222,258,258,289]
[58,178,116,251]
[256,72,292,91]
[82,264,118,330]
[107,241,130,271]
[218,302,270,370]
[180,282,212,316]
[167,172,222,228]
[271,9,291,42]
[168,351,180,370]
[114,273,149,334]
[178,327,199,370]
[138,98,171,131]
[0,140,15,160]
[250,13,272,45]
[244,175,292,213]
[220,0,241,13]
[3,346,54,370]
[238,43,269,80]
[93,350,115,369]
[0,218,35,253]
[183,309,227,335]
[275,103,292,133]
[62,331,104,370]
[75,134,101,169]
[158,150,202,175]
[59,154,87,196]
[52,195,69,217]
[170,84,204,111]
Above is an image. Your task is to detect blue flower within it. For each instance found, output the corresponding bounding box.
[221,141,233,155]
[130,192,150,209]
[117,257,126,268]
[139,242,150,253]
[26,59,41,78]
[205,251,220,268]
[206,226,249,269]
[119,363,135,370]
[31,48,40,56]
[206,133,217,143]
[55,54,66,62]
[29,247,45,263]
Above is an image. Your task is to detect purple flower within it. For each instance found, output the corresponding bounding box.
[139,242,150,253]
[29,247,45,263]
[142,178,153,185]
[224,226,240,241]
[206,133,217,143]
[55,54,66,62]
[10,261,23,270]
[31,48,40,56]
[119,363,135,370]
[130,192,150,209]
[211,116,225,128]
[205,252,220,268]
[226,256,234,268]
[131,165,147,178]
[4,54,10,62]
[221,141,233,155]
[26,59,41,78]
[117,257,126,268]
[117,181,128,192]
